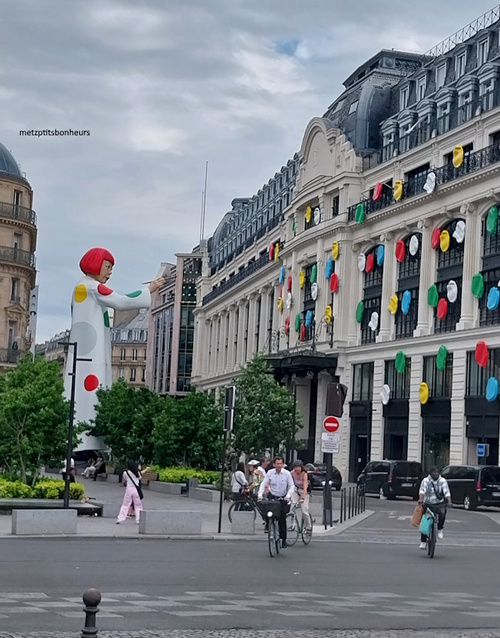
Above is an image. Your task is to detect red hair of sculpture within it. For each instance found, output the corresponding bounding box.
[79,247,115,276]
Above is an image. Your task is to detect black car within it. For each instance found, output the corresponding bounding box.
[441,464,500,510]
[357,460,424,500]
[305,463,342,490]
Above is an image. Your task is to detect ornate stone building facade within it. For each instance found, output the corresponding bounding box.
[193,9,500,482]
[111,309,148,387]
[0,143,37,368]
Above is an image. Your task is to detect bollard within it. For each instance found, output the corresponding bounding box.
[343,487,347,522]
[339,488,344,523]
[81,588,101,638]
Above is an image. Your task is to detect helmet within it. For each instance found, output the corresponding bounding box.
[292,459,304,468]
[248,460,259,466]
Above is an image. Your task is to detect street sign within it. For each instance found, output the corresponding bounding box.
[477,443,489,457]
[323,416,340,433]
[321,432,340,454]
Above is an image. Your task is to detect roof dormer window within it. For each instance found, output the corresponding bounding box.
[455,52,466,79]
[417,76,426,101]
[436,63,447,89]
[400,86,409,111]
[478,38,489,66]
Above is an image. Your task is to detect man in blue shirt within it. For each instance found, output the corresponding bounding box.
[258,455,295,548]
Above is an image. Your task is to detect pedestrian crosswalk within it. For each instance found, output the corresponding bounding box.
[1,590,500,620]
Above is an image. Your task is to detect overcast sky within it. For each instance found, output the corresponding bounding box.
[1,0,497,341]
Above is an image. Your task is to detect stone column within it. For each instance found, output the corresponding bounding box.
[236,300,246,366]
[370,360,385,459]
[377,233,395,342]
[414,222,435,337]
[226,306,236,373]
[247,292,259,355]
[407,354,423,461]
[458,202,480,330]
[449,349,467,465]
[259,286,272,352]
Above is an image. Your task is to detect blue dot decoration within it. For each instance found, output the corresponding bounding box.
[401,290,411,315]
[325,257,333,279]
[487,286,500,310]
[377,245,385,266]
[486,377,499,402]
[279,265,285,285]
[305,310,313,327]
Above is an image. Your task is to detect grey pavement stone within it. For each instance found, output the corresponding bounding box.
[139,509,202,534]
[230,511,255,535]
[11,509,77,535]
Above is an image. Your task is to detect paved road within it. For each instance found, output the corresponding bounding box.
[1,536,500,633]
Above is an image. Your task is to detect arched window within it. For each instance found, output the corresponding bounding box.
[480,206,500,325]
[361,246,383,344]
[395,233,422,339]
[434,218,464,333]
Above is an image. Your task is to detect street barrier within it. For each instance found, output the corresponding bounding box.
[339,486,365,523]
[81,588,101,638]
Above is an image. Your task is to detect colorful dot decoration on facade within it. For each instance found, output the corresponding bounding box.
[368,311,379,331]
[295,312,301,333]
[409,234,419,256]
[332,241,339,260]
[305,310,313,327]
[431,228,441,249]
[300,323,306,341]
[423,171,436,195]
[419,382,429,404]
[310,264,317,284]
[453,145,464,168]
[325,305,332,323]
[475,340,489,367]
[305,206,312,223]
[269,243,274,261]
[365,253,374,273]
[355,203,366,224]
[487,206,499,234]
[388,294,398,315]
[395,240,406,262]
[452,220,466,244]
[275,243,280,261]
[487,286,500,310]
[279,265,285,285]
[437,298,448,319]
[325,257,334,279]
[428,284,439,307]
[313,207,321,225]
[356,300,365,323]
[395,350,406,373]
[446,280,458,303]
[84,374,99,392]
[330,273,339,293]
[486,377,499,402]
[357,253,366,272]
[436,345,448,371]
[472,273,485,298]
[286,292,292,309]
[287,275,292,292]
[74,284,87,303]
[277,296,283,313]
[311,283,318,301]
[376,244,385,266]
[401,290,411,315]
[97,283,113,296]
[299,270,305,288]
[439,230,450,252]
[284,316,290,335]
[380,384,390,405]
[373,182,383,201]
[394,180,403,201]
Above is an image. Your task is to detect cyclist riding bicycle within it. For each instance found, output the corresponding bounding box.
[290,460,312,536]
[418,465,452,549]
[258,455,295,548]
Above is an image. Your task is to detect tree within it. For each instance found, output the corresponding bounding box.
[0,355,71,485]
[151,395,179,467]
[89,379,162,465]
[231,353,300,457]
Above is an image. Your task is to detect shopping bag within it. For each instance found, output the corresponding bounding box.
[419,513,433,536]
[410,502,423,527]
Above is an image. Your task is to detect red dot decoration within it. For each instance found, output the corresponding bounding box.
[84,374,99,391]
[476,341,489,368]
[287,275,292,292]
[365,254,374,273]
[437,298,448,319]
[300,323,306,341]
[373,182,383,201]
[269,244,274,261]
[431,228,441,249]
[285,316,290,335]
[395,240,406,262]
[97,283,113,296]
[330,273,339,293]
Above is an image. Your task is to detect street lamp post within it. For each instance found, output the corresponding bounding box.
[59,341,91,509]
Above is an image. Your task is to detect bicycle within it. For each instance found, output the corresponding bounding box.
[423,503,447,559]
[286,501,313,546]
[261,497,287,557]
[227,491,264,524]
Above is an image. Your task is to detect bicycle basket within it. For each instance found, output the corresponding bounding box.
[262,500,283,519]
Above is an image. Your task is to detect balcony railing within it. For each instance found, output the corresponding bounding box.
[348,139,500,222]
[0,202,37,226]
[203,249,280,305]
[0,246,36,268]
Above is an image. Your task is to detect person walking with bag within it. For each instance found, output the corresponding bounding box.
[116,462,143,525]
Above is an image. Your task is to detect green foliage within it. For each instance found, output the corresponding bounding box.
[0,477,85,500]
[231,353,300,457]
[0,355,72,485]
[90,379,163,465]
[151,465,219,485]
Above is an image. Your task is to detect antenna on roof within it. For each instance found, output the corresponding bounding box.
[200,161,208,242]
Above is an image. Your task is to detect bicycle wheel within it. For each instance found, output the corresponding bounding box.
[302,516,313,545]
[427,520,436,559]
[228,501,257,524]
[268,519,278,557]
[286,512,299,547]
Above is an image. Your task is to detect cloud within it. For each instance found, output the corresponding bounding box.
[1,0,496,341]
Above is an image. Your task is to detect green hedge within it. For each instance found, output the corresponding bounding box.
[0,478,85,500]
[150,466,219,485]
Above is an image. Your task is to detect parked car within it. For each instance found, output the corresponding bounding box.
[441,464,500,510]
[357,460,424,500]
[305,463,342,490]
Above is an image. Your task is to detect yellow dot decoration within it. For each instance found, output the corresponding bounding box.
[419,382,429,405]
[305,206,312,223]
[388,294,398,315]
[275,243,280,261]
[299,270,305,288]
[332,241,339,260]
[325,305,332,324]
[74,284,87,303]
[394,180,403,201]
[440,229,450,252]
[453,145,464,168]
[277,297,283,313]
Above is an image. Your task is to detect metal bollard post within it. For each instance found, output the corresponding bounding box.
[340,488,344,523]
[343,487,347,522]
[348,486,352,519]
[81,588,101,638]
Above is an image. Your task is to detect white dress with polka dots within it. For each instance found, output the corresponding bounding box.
[64,275,151,451]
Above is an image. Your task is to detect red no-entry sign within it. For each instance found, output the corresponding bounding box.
[323,416,340,433]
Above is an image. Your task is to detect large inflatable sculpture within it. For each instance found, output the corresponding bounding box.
[64,247,163,451]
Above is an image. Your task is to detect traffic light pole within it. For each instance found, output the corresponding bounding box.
[217,386,235,534]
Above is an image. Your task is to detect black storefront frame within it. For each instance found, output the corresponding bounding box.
[349,401,372,482]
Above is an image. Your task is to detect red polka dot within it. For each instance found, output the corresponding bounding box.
[84,374,99,391]
[97,284,113,296]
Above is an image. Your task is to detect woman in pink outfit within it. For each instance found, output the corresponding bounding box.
[116,463,143,524]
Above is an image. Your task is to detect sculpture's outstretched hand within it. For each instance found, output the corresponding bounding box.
[149,277,166,293]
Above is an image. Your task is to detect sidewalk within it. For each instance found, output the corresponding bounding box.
[0,475,372,540]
